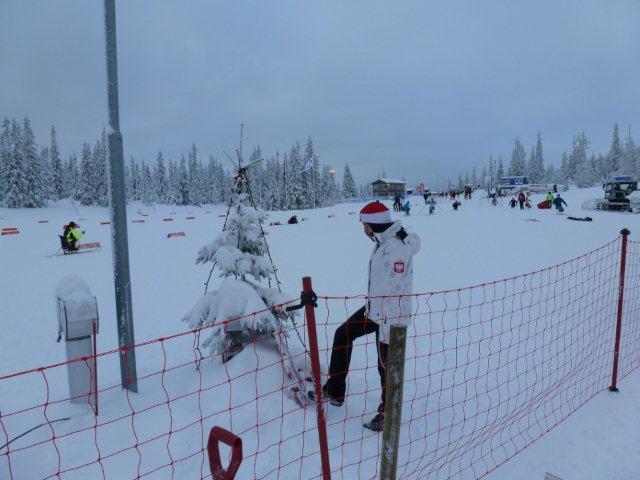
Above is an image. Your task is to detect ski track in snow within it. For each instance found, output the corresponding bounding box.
[1,187,639,479]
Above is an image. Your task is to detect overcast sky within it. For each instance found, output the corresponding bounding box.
[1,0,639,187]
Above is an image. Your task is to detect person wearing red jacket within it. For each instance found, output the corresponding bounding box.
[518,191,526,210]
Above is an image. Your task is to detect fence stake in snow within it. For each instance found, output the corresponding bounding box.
[380,324,408,480]
[609,228,630,392]
[301,277,332,480]
[104,0,138,392]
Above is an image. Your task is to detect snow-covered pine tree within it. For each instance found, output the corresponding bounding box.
[79,143,95,205]
[300,138,318,208]
[508,138,527,176]
[621,126,637,175]
[92,132,108,207]
[183,184,299,363]
[321,165,341,206]
[496,157,504,182]
[50,126,64,199]
[571,132,592,187]
[21,117,47,208]
[285,142,304,209]
[261,155,282,210]
[65,153,80,200]
[166,159,180,205]
[532,132,545,183]
[141,163,156,204]
[544,163,556,184]
[39,146,53,201]
[342,163,357,199]
[0,118,10,200]
[526,146,536,183]
[608,122,622,175]
[187,143,199,205]
[128,158,140,201]
[178,154,189,205]
[3,119,27,208]
[154,151,168,203]
[471,166,477,187]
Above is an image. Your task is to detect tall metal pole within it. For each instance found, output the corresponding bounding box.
[104,0,138,392]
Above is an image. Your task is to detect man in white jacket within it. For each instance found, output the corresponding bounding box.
[323,200,421,431]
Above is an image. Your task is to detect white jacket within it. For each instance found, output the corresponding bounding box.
[365,221,421,343]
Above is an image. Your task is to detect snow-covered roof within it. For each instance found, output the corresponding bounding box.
[371,178,406,185]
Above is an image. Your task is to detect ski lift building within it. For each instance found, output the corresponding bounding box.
[371,178,406,198]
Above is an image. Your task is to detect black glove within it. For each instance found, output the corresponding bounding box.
[56,332,62,343]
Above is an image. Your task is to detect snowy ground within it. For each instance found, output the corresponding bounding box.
[1,187,639,479]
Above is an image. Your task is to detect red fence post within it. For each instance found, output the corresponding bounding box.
[207,426,243,480]
[93,322,98,416]
[302,276,332,480]
[609,228,630,392]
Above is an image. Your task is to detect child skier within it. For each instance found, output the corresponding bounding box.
[546,191,554,206]
[427,197,437,214]
[553,194,567,213]
[60,222,84,252]
[402,199,411,216]
[323,201,421,432]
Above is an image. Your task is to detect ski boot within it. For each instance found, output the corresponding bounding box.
[363,412,384,432]
[321,384,344,407]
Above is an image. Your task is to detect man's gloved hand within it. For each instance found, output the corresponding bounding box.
[56,332,62,343]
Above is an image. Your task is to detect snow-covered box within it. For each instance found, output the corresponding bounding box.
[56,275,99,341]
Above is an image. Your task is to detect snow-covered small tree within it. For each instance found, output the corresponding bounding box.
[183,188,302,367]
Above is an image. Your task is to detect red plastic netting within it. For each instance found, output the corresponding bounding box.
[1,235,639,479]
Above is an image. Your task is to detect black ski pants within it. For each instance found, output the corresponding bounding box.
[326,306,389,413]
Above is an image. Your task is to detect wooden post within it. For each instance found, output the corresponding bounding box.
[380,324,408,480]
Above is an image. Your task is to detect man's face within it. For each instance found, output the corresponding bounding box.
[363,223,374,238]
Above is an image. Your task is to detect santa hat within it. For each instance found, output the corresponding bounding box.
[359,201,391,224]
